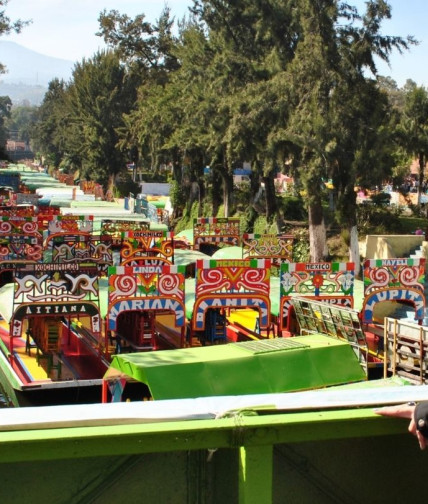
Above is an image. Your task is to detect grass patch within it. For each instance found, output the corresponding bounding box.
[398,216,426,234]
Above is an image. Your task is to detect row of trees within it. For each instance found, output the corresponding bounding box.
[0,0,30,157]
[2,1,427,273]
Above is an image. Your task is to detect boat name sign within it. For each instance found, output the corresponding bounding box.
[11,302,101,336]
[108,298,185,330]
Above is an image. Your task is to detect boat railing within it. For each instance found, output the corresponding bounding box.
[69,320,105,356]
[384,316,428,384]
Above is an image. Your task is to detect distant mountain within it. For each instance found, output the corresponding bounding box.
[0,41,73,85]
[0,41,74,106]
[0,81,46,106]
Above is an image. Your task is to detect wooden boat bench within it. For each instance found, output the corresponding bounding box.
[202,309,227,345]
[25,329,38,355]
[35,349,62,380]
[30,320,63,379]
[113,333,156,353]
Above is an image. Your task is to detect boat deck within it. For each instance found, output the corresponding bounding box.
[0,321,50,383]
[0,317,108,385]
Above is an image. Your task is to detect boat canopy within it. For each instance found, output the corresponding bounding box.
[104,335,366,400]
[173,249,211,267]
[175,228,194,245]
[211,246,243,259]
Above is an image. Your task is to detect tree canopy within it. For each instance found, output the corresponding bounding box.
[27,0,417,264]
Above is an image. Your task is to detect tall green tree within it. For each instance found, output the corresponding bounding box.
[0,95,11,157]
[97,6,180,83]
[331,79,395,272]
[98,7,184,190]
[398,84,428,204]
[65,51,136,189]
[377,76,405,111]
[0,1,30,157]
[5,104,38,145]
[187,0,299,220]
[32,79,68,167]
[281,0,413,263]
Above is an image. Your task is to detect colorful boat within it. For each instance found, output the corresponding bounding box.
[0,261,108,406]
[193,216,241,254]
[101,251,428,401]
[102,333,367,402]
[0,177,426,407]
[0,213,188,405]
[106,264,187,353]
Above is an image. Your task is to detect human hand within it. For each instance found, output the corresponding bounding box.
[375,403,426,450]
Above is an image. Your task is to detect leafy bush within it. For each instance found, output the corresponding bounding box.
[407,203,428,218]
[170,180,185,212]
[370,192,391,207]
[279,195,307,222]
[357,205,402,235]
[252,215,278,234]
[291,227,310,262]
[115,179,140,198]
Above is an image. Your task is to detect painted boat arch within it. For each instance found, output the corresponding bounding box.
[193,217,241,252]
[44,232,113,272]
[362,258,426,324]
[9,262,102,355]
[119,230,174,266]
[192,258,272,336]
[107,296,186,331]
[0,217,43,273]
[44,229,92,248]
[106,264,187,350]
[47,214,94,235]
[279,262,355,331]
[242,233,293,266]
[100,218,151,247]
[361,287,425,324]
[11,301,102,338]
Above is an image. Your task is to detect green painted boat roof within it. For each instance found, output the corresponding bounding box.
[106,334,366,400]
[175,228,193,244]
[24,182,67,190]
[173,249,211,267]
[70,201,125,208]
[148,199,166,208]
[211,246,243,259]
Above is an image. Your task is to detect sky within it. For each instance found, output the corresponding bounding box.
[3,0,428,88]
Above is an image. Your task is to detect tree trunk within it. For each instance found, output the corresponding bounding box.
[172,161,182,184]
[308,198,327,262]
[107,173,116,196]
[191,182,202,217]
[223,181,231,217]
[218,167,234,218]
[418,151,425,205]
[262,169,278,222]
[211,169,222,217]
[349,225,361,277]
[336,182,360,275]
